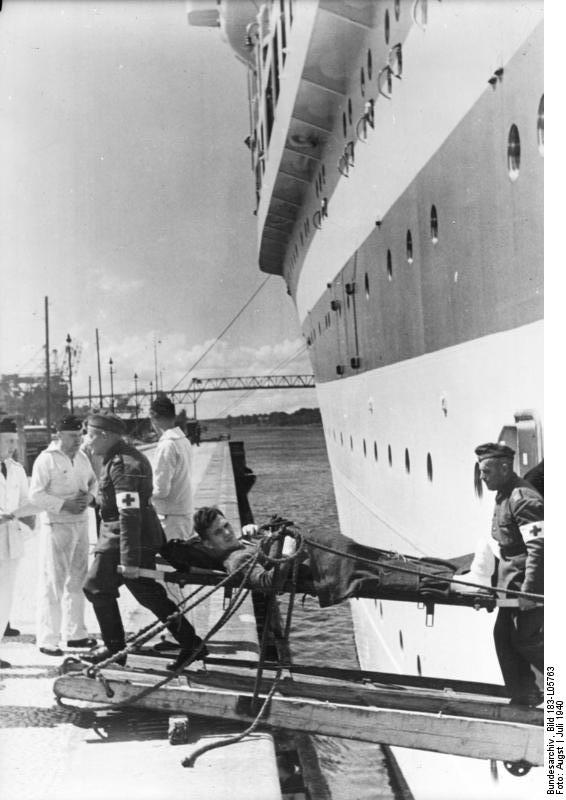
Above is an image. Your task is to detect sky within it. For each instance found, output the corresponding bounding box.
[0,0,315,418]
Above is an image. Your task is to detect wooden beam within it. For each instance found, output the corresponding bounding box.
[53,674,543,766]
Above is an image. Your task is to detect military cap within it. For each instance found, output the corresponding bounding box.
[475,442,515,461]
[150,396,175,418]
[0,417,17,433]
[87,411,126,435]
[57,414,83,432]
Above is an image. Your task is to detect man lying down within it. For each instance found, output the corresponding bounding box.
[160,506,490,610]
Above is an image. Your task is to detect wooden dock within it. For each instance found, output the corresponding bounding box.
[5,440,283,800]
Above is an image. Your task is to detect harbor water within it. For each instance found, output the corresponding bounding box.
[212,421,398,800]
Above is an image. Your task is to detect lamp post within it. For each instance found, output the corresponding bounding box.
[149,380,153,405]
[153,336,161,393]
[66,333,74,413]
[134,373,139,423]
[109,357,115,412]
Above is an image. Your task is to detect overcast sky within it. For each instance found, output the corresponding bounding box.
[0,0,315,417]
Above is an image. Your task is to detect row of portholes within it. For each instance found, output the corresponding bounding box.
[508,96,544,180]
[363,207,438,294]
[330,428,434,482]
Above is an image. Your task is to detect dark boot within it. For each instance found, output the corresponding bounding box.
[91,599,126,655]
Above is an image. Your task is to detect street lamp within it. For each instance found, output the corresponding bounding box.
[149,380,153,404]
[134,373,139,423]
[109,357,115,412]
[66,333,74,413]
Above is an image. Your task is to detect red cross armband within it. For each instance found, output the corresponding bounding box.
[116,491,140,510]
[519,520,544,543]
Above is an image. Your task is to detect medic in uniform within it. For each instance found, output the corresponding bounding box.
[475,442,544,706]
[82,412,206,666]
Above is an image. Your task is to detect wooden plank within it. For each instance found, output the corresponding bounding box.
[53,674,543,766]
[68,662,540,726]
[126,649,511,698]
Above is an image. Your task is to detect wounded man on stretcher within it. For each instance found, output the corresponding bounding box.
[158,506,499,610]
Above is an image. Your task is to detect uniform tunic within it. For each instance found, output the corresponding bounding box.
[490,474,544,703]
[83,440,199,654]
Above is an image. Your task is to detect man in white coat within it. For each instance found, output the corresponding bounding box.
[149,396,193,541]
[29,415,97,656]
[149,396,194,652]
[0,418,35,669]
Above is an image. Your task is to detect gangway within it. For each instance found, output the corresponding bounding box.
[54,651,542,768]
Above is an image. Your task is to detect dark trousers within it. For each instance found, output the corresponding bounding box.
[83,547,199,653]
[493,607,543,700]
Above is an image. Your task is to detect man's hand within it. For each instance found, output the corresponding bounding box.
[241,524,259,539]
[61,493,89,514]
[518,596,540,611]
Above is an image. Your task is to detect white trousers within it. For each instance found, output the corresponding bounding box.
[36,519,90,648]
[0,558,20,657]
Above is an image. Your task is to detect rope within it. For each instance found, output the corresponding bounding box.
[181,672,283,768]
[183,525,301,768]
[55,553,264,714]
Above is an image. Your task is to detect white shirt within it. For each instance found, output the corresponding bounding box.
[151,427,193,517]
[29,440,97,523]
[0,457,31,560]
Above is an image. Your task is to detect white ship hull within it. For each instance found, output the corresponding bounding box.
[190,1,544,796]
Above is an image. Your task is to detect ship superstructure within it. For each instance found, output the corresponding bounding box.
[187,2,544,797]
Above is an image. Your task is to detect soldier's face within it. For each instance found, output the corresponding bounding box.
[479,458,509,491]
[203,514,239,557]
[0,433,18,460]
[85,425,110,455]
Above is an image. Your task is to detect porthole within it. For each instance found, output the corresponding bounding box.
[363,439,367,457]
[322,163,326,182]
[398,629,404,650]
[388,445,392,466]
[474,462,483,498]
[387,249,393,281]
[384,9,390,44]
[507,124,521,181]
[406,229,413,263]
[379,601,383,618]
[373,441,378,461]
[394,0,401,21]
[300,232,304,247]
[318,322,321,334]
[348,97,353,125]
[342,111,347,138]
[340,432,344,446]
[367,48,373,80]
[346,294,350,310]
[360,67,366,97]
[537,95,544,155]
[426,453,433,482]
[416,655,422,676]
[430,205,439,243]
[364,272,370,298]
[350,435,353,451]
[405,448,410,473]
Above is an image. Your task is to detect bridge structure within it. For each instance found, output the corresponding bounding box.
[73,374,316,418]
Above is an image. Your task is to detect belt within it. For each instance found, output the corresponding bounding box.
[498,543,527,558]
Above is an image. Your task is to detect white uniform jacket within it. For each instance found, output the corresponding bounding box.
[0,458,31,560]
[29,441,97,522]
[151,427,193,516]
